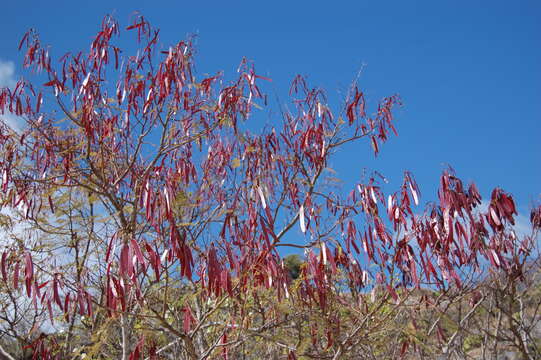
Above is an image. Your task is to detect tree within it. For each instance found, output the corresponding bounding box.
[283,254,302,280]
[0,14,539,359]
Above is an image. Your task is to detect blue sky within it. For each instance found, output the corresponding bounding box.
[0,1,539,216]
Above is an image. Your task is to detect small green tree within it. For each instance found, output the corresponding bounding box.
[284,254,303,280]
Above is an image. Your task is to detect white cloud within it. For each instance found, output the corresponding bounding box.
[0,60,16,88]
[477,200,533,239]
[0,59,25,133]
[1,112,24,133]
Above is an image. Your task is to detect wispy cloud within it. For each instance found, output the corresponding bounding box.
[0,60,16,88]
[0,59,25,133]
[477,199,534,239]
